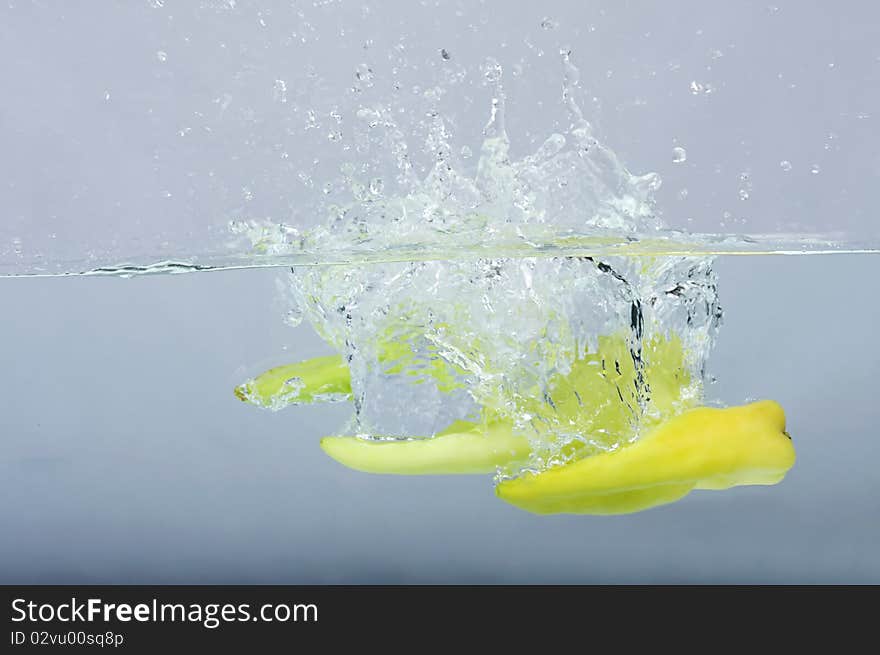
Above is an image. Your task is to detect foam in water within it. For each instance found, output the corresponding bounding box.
[243,51,723,477]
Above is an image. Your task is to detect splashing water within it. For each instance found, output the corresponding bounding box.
[241,51,723,476]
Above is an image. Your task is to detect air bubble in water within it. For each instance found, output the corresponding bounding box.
[672,147,687,163]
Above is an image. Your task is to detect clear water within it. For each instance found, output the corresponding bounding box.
[1,253,877,583]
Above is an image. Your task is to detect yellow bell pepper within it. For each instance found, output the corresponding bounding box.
[495,400,795,515]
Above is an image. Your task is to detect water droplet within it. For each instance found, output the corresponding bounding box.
[689,80,715,95]
[671,146,687,163]
[273,79,288,103]
[481,58,503,84]
[737,170,752,200]
[810,164,821,175]
[779,160,792,172]
[156,50,167,62]
[440,48,450,60]
[354,63,374,86]
[350,181,368,202]
[283,308,303,328]
[636,172,662,192]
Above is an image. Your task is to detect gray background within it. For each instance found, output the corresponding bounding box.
[1,253,878,583]
[2,0,880,274]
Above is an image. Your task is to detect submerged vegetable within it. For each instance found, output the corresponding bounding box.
[235,355,351,409]
[495,400,795,515]
[236,335,795,514]
[234,329,466,410]
[321,420,530,475]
